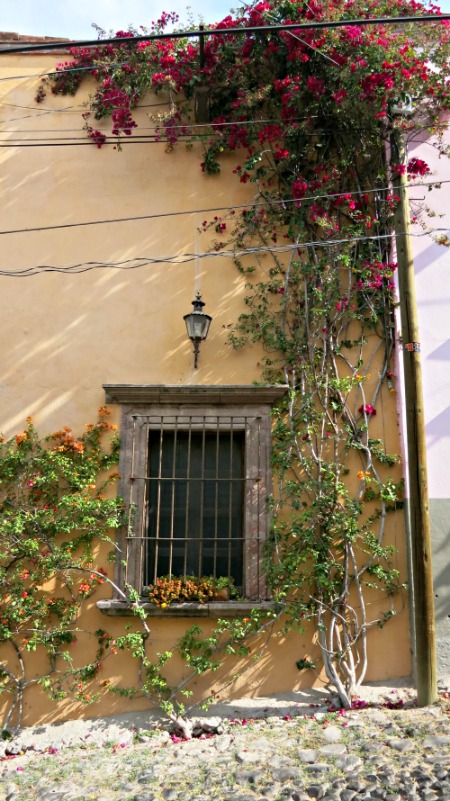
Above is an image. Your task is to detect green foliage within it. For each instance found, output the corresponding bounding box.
[0,409,124,728]
[0,414,278,730]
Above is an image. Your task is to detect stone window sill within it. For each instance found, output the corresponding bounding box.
[96,600,276,618]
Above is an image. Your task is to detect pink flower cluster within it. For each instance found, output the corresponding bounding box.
[359,404,376,416]
[407,158,431,177]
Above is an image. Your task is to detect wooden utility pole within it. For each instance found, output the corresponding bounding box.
[391,127,437,706]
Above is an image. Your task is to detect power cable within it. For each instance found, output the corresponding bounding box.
[0,115,317,132]
[0,178,445,237]
[0,60,164,83]
[1,15,449,55]
[0,117,437,144]
[0,227,444,277]
[0,116,448,139]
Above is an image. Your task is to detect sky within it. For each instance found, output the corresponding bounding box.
[0,1,236,39]
[2,0,450,40]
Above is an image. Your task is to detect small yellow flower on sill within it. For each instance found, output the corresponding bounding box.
[161,603,168,609]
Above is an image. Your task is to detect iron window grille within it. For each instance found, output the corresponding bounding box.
[103,385,287,601]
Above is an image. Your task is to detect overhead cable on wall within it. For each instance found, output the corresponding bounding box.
[0,179,445,237]
[1,14,450,56]
[0,114,318,131]
[0,113,446,138]
[0,228,445,277]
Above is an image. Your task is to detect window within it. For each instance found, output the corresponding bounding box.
[146,428,244,586]
[102,385,286,603]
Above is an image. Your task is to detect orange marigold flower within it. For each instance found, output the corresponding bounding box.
[85,424,94,431]
[98,406,111,416]
[26,416,33,423]
[16,433,27,445]
[357,470,365,479]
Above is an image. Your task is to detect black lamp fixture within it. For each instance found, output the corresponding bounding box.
[183,290,212,368]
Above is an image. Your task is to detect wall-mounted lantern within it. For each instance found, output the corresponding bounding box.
[183,291,212,368]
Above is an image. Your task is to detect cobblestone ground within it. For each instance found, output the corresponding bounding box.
[1,697,450,801]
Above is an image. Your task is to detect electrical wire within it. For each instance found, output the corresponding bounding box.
[0,98,173,126]
[0,125,444,144]
[0,120,441,144]
[0,115,316,132]
[0,114,391,137]
[0,99,168,114]
[0,228,444,277]
[1,14,449,56]
[0,117,448,141]
[0,133,366,145]
[0,63,130,83]
[0,179,446,238]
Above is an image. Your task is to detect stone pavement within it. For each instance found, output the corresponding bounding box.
[1,678,450,801]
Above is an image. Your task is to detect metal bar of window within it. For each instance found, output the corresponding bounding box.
[227,419,234,579]
[153,417,164,584]
[213,415,220,577]
[183,417,192,578]
[126,416,138,586]
[198,422,206,577]
[256,417,261,594]
[141,421,151,588]
[168,417,178,578]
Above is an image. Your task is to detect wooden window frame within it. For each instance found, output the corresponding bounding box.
[102,385,287,603]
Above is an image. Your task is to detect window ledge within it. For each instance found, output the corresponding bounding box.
[96,600,277,618]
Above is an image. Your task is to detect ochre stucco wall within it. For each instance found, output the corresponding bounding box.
[0,51,411,726]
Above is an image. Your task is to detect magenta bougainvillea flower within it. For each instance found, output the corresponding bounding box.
[358,404,376,416]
